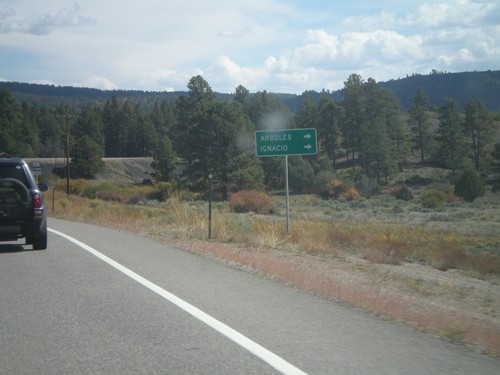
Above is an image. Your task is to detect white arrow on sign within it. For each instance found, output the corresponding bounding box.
[303,133,312,139]
[304,144,312,150]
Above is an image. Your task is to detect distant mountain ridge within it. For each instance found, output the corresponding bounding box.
[378,70,500,111]
[1,70,499,112]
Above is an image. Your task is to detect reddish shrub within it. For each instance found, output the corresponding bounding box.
[446,194,461,203]
[229,190,273,214]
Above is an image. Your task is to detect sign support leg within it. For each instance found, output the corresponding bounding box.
[285,155,290,233]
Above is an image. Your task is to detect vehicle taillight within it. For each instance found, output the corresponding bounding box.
[33,193,42,209]
[33,192,43,217]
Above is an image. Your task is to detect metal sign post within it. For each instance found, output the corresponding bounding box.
[208,174,213,239]
[255,128,317,233]
[285,155,290,233]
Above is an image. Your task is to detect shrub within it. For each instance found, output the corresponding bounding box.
[55,179,92,194]
[146,182,176,201]
[454,169,485,202]
[421,189,447,209]
[396,184,413,201]
[96,191,128,203]
[82,183,116,199]
[328,178,360,200]
[229,190,273,214]
[446,194,460,203]
[128,194,147,205]
[327,178,346,199]
[339,187,361,201]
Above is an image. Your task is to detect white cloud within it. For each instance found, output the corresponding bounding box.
[408,0,497,28]
[31,79,56,85]
[0,3,96,35]
[217,27,253,38]
[342,11,398,32]
[75,76,117,90]
[0,0,498,93]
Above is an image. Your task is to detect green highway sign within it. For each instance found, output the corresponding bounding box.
[255,128,317,157]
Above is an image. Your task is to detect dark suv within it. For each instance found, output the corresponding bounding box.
[0,157,48,250]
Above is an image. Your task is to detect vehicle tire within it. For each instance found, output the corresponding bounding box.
[0,178,31,219]
[33,224,48,250]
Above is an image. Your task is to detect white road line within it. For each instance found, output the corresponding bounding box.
[48,228,308,375]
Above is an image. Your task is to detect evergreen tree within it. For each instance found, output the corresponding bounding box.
[205,101,253,199]
[434,98,467,175]
[490,142,500,192]
[454,169,485,202]
[174,75,218,189]
[408,88,431,165]
[155,135,176,182]
[384,89,409,168]
[133,104,156,156]
[317,94,342,168]
[464,99,493,171]
[73,105,104,150]
[103,96,122,157]
[0,89,23,156]
[234,85,250,116]
[151,100,176,137]
[288,156,315,193]
[228,153,265,192]
[19,101,39,156]
[341,74,365,169]
[72,136,104,178]
[174,76,254,198]
[361,78,393,183]
[120,100,136,156]
[37,106,64,157]
[248,90,291,130]
[248,90,292,189]
[294,92,318,130]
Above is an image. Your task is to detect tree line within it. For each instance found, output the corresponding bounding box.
[1,74,499,198]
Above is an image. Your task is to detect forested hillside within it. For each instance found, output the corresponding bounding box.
[1,72,499,200]
[379,70,500,111]
[1,70,499,112]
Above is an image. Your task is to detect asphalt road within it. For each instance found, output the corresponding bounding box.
[0,218,498,374]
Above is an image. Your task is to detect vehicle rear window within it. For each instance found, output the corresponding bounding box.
[0,165,29,187]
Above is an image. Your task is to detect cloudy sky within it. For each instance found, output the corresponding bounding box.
[0,0,499,93]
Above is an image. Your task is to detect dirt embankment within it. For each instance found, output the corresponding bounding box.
[25,157,155,185]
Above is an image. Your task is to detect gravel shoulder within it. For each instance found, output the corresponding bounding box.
[166,235,500,357]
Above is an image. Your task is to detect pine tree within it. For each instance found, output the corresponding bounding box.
[341,74,365,170]
[408,88,431,165]
[464,100,493,171]
[317,94,342,168]
[103,96,122,157]
[434,98,467,175]
[72,136,104,178]
[454,169,485,202]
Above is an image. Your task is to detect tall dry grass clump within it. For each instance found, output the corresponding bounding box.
[251,221,287,248]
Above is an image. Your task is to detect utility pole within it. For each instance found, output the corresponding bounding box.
[57,113,72,194]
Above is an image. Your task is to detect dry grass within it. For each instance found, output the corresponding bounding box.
[46,191,500,356]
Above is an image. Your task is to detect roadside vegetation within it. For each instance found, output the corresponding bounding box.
[49,178,500,275]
